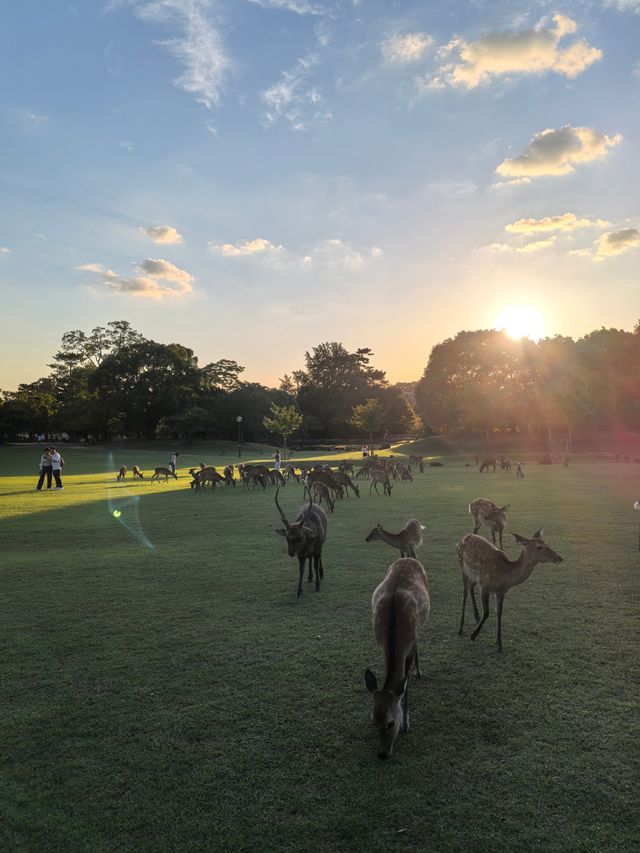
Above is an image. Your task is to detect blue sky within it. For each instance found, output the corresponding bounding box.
[1,0,638,389]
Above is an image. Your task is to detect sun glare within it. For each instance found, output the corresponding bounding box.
[495,306,546,342]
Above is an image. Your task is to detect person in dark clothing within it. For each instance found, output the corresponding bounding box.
[36,448,53,490]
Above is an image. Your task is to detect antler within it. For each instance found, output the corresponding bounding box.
[274,486,290,530]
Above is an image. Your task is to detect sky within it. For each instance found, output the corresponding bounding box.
[1,0,639,391]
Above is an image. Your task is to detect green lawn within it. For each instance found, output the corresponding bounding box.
[1,444,638,852]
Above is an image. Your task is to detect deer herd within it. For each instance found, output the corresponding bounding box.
[114,449,565,760]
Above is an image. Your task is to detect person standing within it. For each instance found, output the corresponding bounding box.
[170,452,179,476]
[50,447,65,490]
[273,449,281,471]
[36,447,53,491]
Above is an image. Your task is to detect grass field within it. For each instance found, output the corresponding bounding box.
[1,443,639,852]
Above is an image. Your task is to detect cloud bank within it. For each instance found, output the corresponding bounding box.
[496,125,621,178]
[79,257,194,298]
[594,228,640,260]
[505,213,610,234]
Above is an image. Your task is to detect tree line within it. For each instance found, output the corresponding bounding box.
[414,324,640,444]
[0,322,419,443]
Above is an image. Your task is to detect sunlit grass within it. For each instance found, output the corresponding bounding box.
[1,444,638,851]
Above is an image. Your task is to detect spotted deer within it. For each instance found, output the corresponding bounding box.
[456,529,563,652]
[364,558,430,759]
[469,498,509,550]
[365,520,425,558]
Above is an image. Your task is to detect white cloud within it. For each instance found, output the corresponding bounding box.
[423,14,601,89]
[109,1,231,109]
[139,225,184,244]
[506,213,610,234]
[19,111,50,133]
[496,125,621,178]
[261,54,331,130]
[490,177,532,190]
[247,0,323,14]
[0,246,11,254]
[594,228,640,260]
[381,32,433,64]
[209,237,285,258]
[515,237,556,253]
[78,258,194,298]
[118,140,134,151]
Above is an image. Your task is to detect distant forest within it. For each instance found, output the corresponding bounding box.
[1,320,639,444]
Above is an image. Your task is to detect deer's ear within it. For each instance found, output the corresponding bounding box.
[532,528,544,539]
[512,533,528,544]
[275,528,287,537]
[501,504,510,512]
[364,669,378,692]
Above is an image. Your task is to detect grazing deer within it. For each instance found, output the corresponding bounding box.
[479,459,497,473]
[469,498,509,550]
[151,467,177,482]
[132,465,144,479]
[310,480,335,513]
[338,460,354,475]
[398,464,413,482]
[333,470,359,498]
[274,487,328,598]
[117,465,127,481]
[364,558,430,759]
[456,529,563,652]
[223,465,235,487]
[365,520,425,558]
[516,463,524,479]
[304,470,343,501]
[370,469,392,496]
[196,467,226,489]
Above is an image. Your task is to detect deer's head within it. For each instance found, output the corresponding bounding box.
[275,488,317,557]
[365,523,383,543]
[364,669,407,760]
[513,530,563,564]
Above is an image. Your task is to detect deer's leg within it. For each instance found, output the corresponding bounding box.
[458,580,468,635]
[297,557,305,598]
[469,584,480,622]
[413,646,422,679]
[401,684,409,733]
[314,555,320,591]
[498,529,503,551]
[471,591,490,641]
[491,528,497,546]
[307,556,313,582]
[496,592,505,653]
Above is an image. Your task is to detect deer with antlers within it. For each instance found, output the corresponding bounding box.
[364,558,430,759]
[275,487,328,598]
[365,519,425,559]
[456,529,563,652]
[469,498,509,551]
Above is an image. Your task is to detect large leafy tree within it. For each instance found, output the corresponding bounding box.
[349,399,387,444]
[263,403,303,457]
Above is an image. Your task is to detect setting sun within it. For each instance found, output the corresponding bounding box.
[495,306,546,342]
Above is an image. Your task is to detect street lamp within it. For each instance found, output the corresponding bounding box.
[236,416,243,459]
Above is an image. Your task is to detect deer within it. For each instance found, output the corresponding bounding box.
[132,465,144,479]
[151,467,177,482]
[310,480,335,513]
[223,465,235,487]
[364,558,430,760]
[456,529,563,653]
[370,469,392,496]
[274,487,328,598]
[304,470,343,501]
[365,519,425,558]
[479,459,497,473]
[196,467,226,489]
[333,470,359,498]
[116,465,127,481]
[516,463,524,479]
[285,463,300,483]
[338,460,354,475]
[469,498,509,550]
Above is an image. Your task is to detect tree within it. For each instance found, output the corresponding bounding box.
[262,403,303,458]
[349,399,387,444]
[50,321,144,373]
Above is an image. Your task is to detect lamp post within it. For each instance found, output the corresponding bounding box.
[236,416,243,459]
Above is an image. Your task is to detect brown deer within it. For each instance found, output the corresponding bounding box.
[516,463,524,479]
[223,465,235,487]
[310,480,335,513]
[151,467,177,482]
[370,469,392,496]
[479,458,497,473]
[456,529,563,652]
[196,467,226,489]
[333,470,359,497]
[274,488,328,598]
[116,465,127,481]
[304,470,343,500]
[364,558,430,759]
[132,465,144,479]
[469,498,509,550]
[365,520,425,558]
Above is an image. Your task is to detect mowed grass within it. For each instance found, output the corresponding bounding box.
[1,444,638,852]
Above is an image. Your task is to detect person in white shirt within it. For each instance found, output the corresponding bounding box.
[273,450,281,471]
[36,448,53,491]
[50,448,65,490]
[170,452,179,475]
